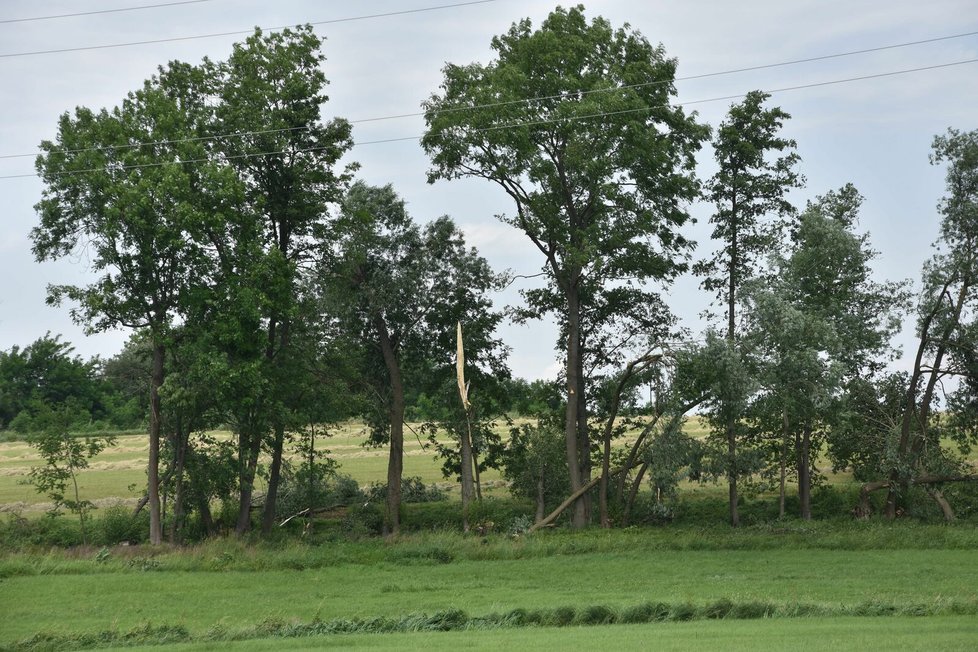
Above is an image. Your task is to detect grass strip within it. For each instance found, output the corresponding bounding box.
[8,598,978,651]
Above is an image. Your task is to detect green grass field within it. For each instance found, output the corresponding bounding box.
[3,419,978,650]
[100,617,978,652]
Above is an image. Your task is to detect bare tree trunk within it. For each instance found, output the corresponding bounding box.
[473,447,483,501]
[460,413,475,532]
[235,423,263,536]
[169,421,188,544]
[564,287,587,528]
[622,460,651,527]
[779,410,788,518]
[535,476,546,523]
[376,316,404,536]
[148,342,165,545]
[261,424,286,534]
[798,424,812,520]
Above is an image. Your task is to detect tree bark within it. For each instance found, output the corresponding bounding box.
[235,423,263,535]
[564,285,587,528]
[376,316,404,535]
[260,425,286,534]
[460,413,475,532]
[148,342,165,545]
[798,424,812,520]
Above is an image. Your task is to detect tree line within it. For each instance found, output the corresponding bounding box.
[16,6,978,542]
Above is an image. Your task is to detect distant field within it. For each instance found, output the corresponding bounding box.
[0,417,716,511]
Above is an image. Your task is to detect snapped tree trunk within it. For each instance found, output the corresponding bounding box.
[460,412,475,532]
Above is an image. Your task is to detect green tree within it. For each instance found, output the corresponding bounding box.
[32,61,220,544]
[862,128,978,519]
[745,186,905,519]
[27,401,115,544]
[206,26,354,535]
[323,182,505,534]
[0,334,105,430]
[695,90,802,526]
[423,5,708,526]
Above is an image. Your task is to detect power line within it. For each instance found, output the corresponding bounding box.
[2,28,976,162]
[0,0,218,25]
[0,0,497,58]
[2,56,974,182]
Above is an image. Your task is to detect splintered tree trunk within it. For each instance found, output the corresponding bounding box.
[148,342,165,545]
[460,415,475,532]
[376,316,404,535]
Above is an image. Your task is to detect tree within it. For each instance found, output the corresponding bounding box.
[859,128,978,519]
[322,182,505,534]
[32,61,220,544]
[206,26,354,535]
[695,90,802,526]
[423,5,708,526]
[27,401,115,544]
[0,334,105,430]
[745,186,905,519]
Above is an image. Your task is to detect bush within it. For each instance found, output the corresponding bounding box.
[92,505,147,546]
[365,476,447,504]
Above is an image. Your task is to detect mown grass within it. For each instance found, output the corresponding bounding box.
[83,617,978,652]
[2,523,978,644]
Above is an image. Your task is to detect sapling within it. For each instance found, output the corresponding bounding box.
[27,401,115,544]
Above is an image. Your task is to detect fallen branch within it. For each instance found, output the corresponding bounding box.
[528,466,627,534]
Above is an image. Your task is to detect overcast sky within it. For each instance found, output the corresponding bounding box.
[1,0,976,379]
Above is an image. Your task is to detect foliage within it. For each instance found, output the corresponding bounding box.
[25,402,115,543]
[423,5,708,527]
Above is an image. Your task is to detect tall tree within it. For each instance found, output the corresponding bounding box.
[746,186,905,519]
[423,5,708,527]
[695,90,802,526]
[207,26,354,535]
[32,61,220,544]
[864,128,978,519]
[323,182,505,534]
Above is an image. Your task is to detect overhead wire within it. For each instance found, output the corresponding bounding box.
[0,0,218,25]
[2,56,975,181]
[1,28,976,162]
[0,0,498,58]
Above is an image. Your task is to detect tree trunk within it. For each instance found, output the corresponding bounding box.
[622,460,651,527]
[529,466,626,534]
[564,286,587,528]
[460,414,475,532]
[235,422,263,535]
[779,409,789,518]
[726,201,740,528]
[798,424,812,520]
[148,342,165,545]
[472,447,483,501]
[576,357,591,523]
[535,475,546,523]
[376,316,404,535]
[169,421,188,544]
[261,424,286,534]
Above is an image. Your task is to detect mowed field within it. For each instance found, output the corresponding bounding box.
[3,419,978,650]
[0,421,511,512]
